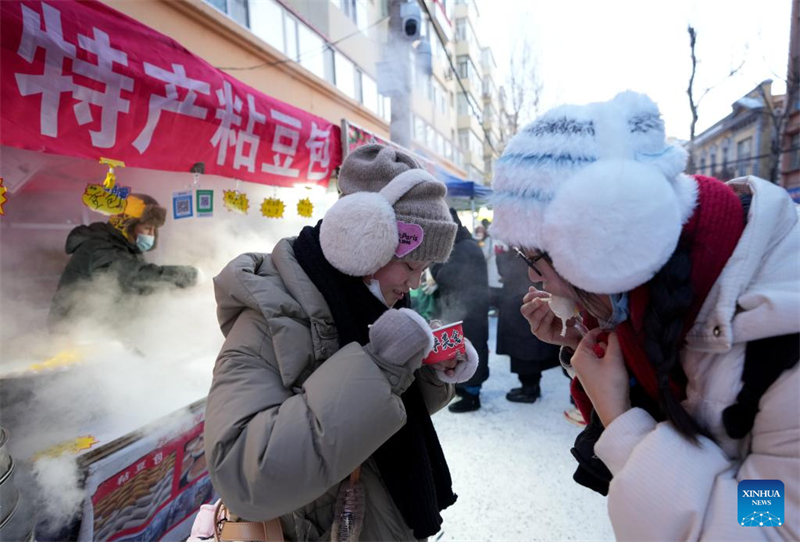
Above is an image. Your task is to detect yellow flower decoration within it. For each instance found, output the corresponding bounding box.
[0,177,7,216]
[297,197,314,218]
[261,197,285,219]
[223,190,250,215]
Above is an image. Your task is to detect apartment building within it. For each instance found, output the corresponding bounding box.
[103,0,504,183]
[691,80,784,182]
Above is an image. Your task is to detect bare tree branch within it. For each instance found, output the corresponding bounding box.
[687,25,699,171]
[760,54,800,183]
[687,25,746,173]
[502,40,543,138]
[697,59,746,105]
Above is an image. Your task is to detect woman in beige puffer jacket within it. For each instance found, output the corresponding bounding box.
[204,145,478,541]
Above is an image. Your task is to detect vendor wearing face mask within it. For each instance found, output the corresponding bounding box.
[48,193,198,330]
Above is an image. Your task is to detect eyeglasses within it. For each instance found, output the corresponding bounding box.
[513,247,550,277]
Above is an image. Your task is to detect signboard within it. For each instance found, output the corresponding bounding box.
[0,0,342,187]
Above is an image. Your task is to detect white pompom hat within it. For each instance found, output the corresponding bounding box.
[490,91,698,294]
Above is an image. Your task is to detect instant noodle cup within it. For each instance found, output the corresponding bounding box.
[422,321,465,365]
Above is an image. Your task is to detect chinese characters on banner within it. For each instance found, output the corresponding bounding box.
[0,0,342,187]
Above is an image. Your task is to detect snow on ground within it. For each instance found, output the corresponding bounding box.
[432,317,615,541]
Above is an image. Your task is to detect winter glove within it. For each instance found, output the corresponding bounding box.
[365,308,434,394]
[434,338,479,384]
[163,265,199,288]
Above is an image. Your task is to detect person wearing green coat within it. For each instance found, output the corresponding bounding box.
[203,145,479,541]
[48,193,198,330]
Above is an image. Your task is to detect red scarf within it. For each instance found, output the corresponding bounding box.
[572,176,746,422]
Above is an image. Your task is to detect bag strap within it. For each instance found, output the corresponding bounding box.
[723,332,799,439]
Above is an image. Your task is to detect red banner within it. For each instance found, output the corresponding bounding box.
[0,0,342,187]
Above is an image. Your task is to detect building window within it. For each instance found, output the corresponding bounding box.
[470,130,482,157]
[206,0,249,27]
[323,46,336,83]
[285,14,299,60]
[379,94,391,122]
[298,23,324,78]
[737,137,752,177]
[699,157,706,174]
[710,151,716,175]
[457,92,469,116]
[335,52,356,100]
[249,0,283,51]
[722,146,729,173]
[458,128,469,152]
[361,73,379,114]
[790,133,800,171]
[455,19,466,41]
[415,116,426,144]
[336,0,368,31]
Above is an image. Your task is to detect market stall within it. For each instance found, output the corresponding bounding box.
[0,1,343,540]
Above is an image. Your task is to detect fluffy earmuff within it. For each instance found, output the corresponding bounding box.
[542,160,691,294]
[320,170,430,276]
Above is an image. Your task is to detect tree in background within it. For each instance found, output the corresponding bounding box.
[499,40,543,142]
[686,24,745,173]
[759,54,799,183]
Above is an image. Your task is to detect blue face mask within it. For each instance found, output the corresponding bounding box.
[600,292,629,329]
[136,233,155,252]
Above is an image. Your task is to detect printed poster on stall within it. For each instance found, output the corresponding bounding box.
[86,420,213,542]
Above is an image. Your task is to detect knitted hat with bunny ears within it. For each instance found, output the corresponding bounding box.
[490,91,698,294]
[321,144,457,276]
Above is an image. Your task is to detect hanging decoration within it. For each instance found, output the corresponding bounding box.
[0,177,7,215]
[81,157,130,215]
[297,197,314,218]
[100,157,125,190]
[223,189,250,215]
[261,197,285,219]
[82,183,127,215]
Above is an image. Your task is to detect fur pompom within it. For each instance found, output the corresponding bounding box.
[543,160,683,294]
[320,193,398,276]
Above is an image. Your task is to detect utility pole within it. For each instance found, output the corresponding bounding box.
[388,0,412,147]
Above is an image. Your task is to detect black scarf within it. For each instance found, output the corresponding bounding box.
[293,222,457,538]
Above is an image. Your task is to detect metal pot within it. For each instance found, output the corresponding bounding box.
[0,429,10,482]
[0,489,35,542]
[0,458,19,530]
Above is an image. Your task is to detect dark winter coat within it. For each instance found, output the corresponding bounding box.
[430,221,489,387]
[495,249,559,365]
[48,222,197,326]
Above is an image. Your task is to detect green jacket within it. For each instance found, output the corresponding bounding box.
[204,239,454,541]
[48,222,196,326]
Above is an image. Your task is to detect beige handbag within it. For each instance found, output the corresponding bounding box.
[214,500,284,542]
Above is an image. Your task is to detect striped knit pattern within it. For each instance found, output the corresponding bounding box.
[491,91,686,251]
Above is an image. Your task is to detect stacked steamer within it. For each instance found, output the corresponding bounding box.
[0,428,36,541]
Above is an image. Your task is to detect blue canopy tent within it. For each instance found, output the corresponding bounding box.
[436,167,493,210]
[434,167,493,231]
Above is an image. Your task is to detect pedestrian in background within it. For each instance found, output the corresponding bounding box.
[475,220,502,314]
[431,209,490,413]
[496,246,560,403]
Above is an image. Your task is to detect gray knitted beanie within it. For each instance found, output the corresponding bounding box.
[320,144,457,276]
